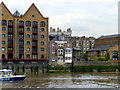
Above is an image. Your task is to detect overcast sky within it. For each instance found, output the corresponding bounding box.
[0,0,119,38]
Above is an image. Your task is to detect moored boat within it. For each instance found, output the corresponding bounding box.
[0,69,26,81]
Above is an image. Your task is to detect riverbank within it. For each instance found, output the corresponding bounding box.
[2,61,120,73]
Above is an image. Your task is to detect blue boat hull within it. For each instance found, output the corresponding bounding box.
[0,76,26,81]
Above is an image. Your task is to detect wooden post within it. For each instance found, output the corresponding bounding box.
[36,66,38,72]
[23,66,25,73]
[31,66,33,73]
[42,65,44,73]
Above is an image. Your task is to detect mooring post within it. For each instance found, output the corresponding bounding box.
[31,66,33,73]
[36,66,38,72]
[42,63,44,73]
[23,65,25,73]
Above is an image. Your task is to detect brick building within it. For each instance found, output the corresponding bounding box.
[0,2,49,63]
[87,34,120,60]
[67,36,95,60]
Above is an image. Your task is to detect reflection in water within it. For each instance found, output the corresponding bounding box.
[2,72,118,88]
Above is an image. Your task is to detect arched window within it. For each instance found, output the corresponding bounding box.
[8,20,13,26]
[1,20,7,26]
[2,54,5,59]
[26,21,31,26]
[19,21,24,26]
[40,21,45,27]
[27,34,30,38]
[32,21,38,27]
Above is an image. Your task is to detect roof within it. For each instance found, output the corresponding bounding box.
[0,2,48,19]
[98,34,120,39]
[88,45,116,51]
[73,48,81,51]
[0,69,12,72]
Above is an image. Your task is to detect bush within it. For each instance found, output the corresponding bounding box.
[94,57,106,61]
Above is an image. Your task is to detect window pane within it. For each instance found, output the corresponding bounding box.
[41,28,44,32]
[41,35,44,38]
[27,28,30,31]
[41,42,44,45]
[2,27,6,31]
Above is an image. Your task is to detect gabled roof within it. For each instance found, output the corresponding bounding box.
[0,2,13,17]
[0,2,48,19]
[23,3,48,19]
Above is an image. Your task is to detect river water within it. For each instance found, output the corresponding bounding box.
[2,72,119,88]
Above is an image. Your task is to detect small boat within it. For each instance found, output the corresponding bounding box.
[0,69,26,81]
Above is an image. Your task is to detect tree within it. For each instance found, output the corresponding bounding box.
[82,53,87,60]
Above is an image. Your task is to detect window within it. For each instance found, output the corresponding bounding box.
[104,51,106,56]
[40,21,45,27]
[26,54,30,58]
[27,41,30,45]
[58,44,63,47]
[27,28,30,31]
[2,27,6,31]
[41,28,44,32]
[32,55,37,59]
[27,34,30,38]
[41,54,44,58]
[27,48,30,52]
[112,51,118,60]
[2,34,5,38]
[19,21,24,26]
[91,52,93,56]
[58,56,63,61]
[65,49,71,54]
[2,47,5,52]
[1,13,3,16]
[2,54,5,59]
[100,51,102,56]
[33,21,38,26]
[58,49,63,55]
[41,42,44,45]
[32,28,37,32]
[26,21,31,26]
[2,41,5,45]
[1,20,7,26]
[52,43,54,47]
[41,48,44,51]
[8,20,13,26]
[67,43,70,47]
[41,35,44,39]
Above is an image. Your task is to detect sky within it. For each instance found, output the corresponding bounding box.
[0,0,119,38]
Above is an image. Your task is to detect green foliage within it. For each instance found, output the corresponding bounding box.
[58,47,64,49]
[93,57,106,61]
[105,53,111,61]
[81,53,87,59]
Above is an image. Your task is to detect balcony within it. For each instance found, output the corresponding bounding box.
[32,51,37,54]
[32,24,38,27]
[19,30,24,34]
[33,37,37,40]
[8,23,13,26]
[8,50,13,53]
[32,30,37,34]
[32,44,37,47]
[8,30,13,34]
[19,50,24,53]
[8,44,13,47]
[19,23,24,27]
[8,38,13,40]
